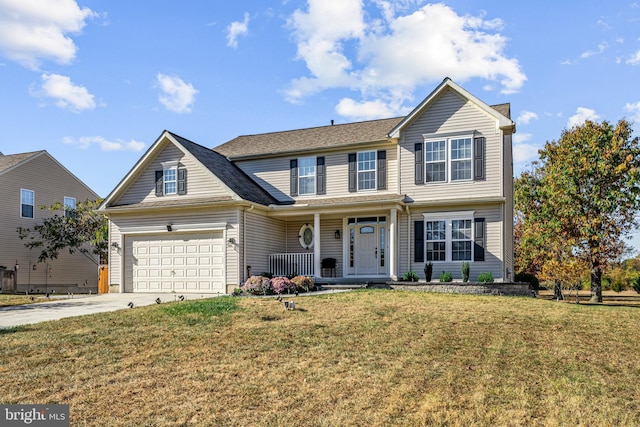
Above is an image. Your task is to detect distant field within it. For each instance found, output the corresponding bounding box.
[1,290,639,426]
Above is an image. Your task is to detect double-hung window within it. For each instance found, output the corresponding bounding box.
[20,189,34,218]
[421,134,478,183]
[425,220,446,261]
[425,140,446,182]
[450,138,472,181]
[64,197,76,218]
[163,166,177,195]
[451,219,472,261]
[421,212,476,262]
[357,151,376,190]
[298,157,316,195]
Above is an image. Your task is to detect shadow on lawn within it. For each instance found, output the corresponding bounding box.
[538,290,640,308]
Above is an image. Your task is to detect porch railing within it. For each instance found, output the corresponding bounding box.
[268,253,314,277]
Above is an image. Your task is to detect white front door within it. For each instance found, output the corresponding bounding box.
[356,225,378,274]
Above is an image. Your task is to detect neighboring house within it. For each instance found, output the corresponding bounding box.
[99,78,515,294]
[0,150,100,293]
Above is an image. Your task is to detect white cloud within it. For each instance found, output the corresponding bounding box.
[512,133,540,164]
[627,50,640,65]
[580,41,608,59]
[226,12,250,48]
[156,73,198,114]
[335,97,398,121]
[285,1,526,118]
[63,136,145,152]
[0,0,96,69]
[624,102,640,122]
[38,73,95,111]
[516,110,538,125]
[567,107,601,128]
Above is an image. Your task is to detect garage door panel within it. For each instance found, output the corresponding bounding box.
[126,232,225,293]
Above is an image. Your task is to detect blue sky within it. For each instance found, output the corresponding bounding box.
[1,1,640,247]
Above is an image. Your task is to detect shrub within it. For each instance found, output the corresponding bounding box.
[241,276,273,295]
[632,276,640,294]
[515,272,540,291]
[403,271,419,281]
[462,262,470,283]
[478,272,494,283]
[260,272,273,279]
[271,276,297,294]
[424,262,433,282]
[231,287,243,296]
[611,279,625,293]
[291,276,315,292]
[439,271,453,283]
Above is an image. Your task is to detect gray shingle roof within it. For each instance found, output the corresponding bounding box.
[0,151,43,174]
[168,132,279,206]
[214,117,404,159]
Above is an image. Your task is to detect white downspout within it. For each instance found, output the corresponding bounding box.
[314,213,321,278]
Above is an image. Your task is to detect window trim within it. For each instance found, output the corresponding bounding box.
[20,188,35,219]
[298,156,316,196]
[357,150,377,191]
[422,211,475,262]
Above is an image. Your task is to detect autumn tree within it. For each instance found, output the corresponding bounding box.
[515,119,640,302]
[17,199,108,266]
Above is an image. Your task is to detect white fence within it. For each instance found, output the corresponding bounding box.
[268,253,314,277]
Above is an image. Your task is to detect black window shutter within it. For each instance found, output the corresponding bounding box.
[316,156,326,195]
[415,143,424,184]
[155,170,163,196]
[474,137,485,181]
[414,220,424,263]
[348,153,357,192]
[377,150,387,190]
[290,159,298,196]
[474,218,485,261]
[177,168,187,195]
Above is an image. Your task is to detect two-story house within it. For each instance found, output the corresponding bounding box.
[0,150,100,293]
[99,78,515,294]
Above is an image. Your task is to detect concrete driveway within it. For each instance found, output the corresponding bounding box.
[0,292,224,328]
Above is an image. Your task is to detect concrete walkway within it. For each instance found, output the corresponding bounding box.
[0,293,224,328]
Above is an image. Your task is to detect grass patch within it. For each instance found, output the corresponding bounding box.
[160,296,239,325]
[0,294,51,307]
[1,290,640,426]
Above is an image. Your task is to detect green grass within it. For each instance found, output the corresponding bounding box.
[1,290,640,426]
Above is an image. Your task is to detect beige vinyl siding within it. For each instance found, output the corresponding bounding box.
[281,219,343,276]
[244,211,286,278]
[402,204,505,281]
[399,88,503,201]
[503,133,515,279]
[109,208,240,288]
[235,146,398,203]
[0,153,98,289]
[116,141,231,206]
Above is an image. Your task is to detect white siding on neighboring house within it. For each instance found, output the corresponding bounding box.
[116,141,231,206]
[399,88,503,201]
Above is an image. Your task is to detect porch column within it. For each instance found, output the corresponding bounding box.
[314,212,321,278]
[390,208,398,280]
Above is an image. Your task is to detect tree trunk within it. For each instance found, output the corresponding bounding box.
[590,264,603,303]
[553,280,564,300]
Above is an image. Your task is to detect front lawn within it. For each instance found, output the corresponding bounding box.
[1,290,639,426]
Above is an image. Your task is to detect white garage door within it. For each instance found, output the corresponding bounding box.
[125,232,225,293]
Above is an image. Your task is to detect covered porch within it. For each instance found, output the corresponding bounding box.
[265,203,402,280]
